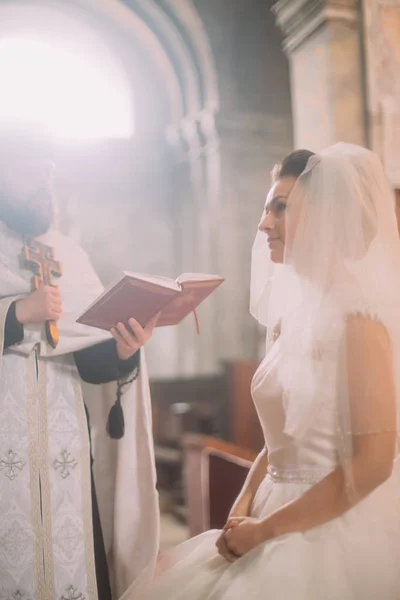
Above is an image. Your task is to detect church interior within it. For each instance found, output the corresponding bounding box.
[1,0,399,550]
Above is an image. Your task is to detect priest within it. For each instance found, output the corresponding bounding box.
[0,130,159,600]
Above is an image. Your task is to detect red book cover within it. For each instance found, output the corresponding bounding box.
[76,272,224,331]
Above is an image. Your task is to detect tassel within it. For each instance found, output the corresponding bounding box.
[106,366,140,440]
[106,389,125,439]
[193,309,200,335]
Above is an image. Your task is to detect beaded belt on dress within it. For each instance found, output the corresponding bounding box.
[267,464,333,484]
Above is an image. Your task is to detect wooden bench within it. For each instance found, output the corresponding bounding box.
[183,434,258,535]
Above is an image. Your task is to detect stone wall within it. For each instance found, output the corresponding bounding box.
[273,0,366,151]
[363,0,400,187]
[1,0,294,377]
[193,0,293,363]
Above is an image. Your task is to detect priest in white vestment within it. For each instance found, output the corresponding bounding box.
[0,131,160,600]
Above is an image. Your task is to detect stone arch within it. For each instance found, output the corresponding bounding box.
[4,0,219,130]
[73,0,220,129]
[1,0,221,375]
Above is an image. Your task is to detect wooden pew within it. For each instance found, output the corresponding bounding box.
[150,360,262,530]
[182,434,258,536]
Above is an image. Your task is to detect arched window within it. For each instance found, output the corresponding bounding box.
[0,32,134,140]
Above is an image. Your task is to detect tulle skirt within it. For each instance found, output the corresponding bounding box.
[122,469,400,600]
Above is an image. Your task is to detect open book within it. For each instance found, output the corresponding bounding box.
[76,272,225,331]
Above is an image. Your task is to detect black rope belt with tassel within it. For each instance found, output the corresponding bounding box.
[107,352,141,440]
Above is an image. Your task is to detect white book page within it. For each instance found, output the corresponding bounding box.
[177,273,223,283]
[123,271,181,291]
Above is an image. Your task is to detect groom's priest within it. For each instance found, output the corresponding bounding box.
[0,127,159,600]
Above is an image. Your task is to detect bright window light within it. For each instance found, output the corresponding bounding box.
[0,37,134,139]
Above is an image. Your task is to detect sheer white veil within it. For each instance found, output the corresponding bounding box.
[251,143,400,494]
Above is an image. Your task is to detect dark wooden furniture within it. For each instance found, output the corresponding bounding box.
[150,360,261,448]
[182,434,258,536]
[150,360,262,528]
[225,361,263,452]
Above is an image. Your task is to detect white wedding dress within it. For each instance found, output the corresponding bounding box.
[124,339,400,600]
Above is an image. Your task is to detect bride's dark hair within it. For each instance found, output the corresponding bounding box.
[272,149,315,181]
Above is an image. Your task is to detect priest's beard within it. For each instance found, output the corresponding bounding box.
[0,188,54,237]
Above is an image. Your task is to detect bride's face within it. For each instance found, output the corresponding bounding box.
[258,176,297,263]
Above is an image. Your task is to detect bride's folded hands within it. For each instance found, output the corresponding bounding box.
[216,448,269,562]
[215,530,238,563]
[219,517,269,561]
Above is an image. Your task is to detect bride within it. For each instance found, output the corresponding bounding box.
[123,143,400,599]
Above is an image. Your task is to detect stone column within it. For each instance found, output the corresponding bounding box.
[273,0,366,151]
[362,0,400,187]
[162,108,292,375]
[164,112,221,377]
[215,111,292,363]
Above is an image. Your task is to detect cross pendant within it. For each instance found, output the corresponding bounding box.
[23,237,62,348]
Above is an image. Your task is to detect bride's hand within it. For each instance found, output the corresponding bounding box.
[216,517,253,562]
[216,517,244,562]
[216,528,239,563]
[223,517,264,559]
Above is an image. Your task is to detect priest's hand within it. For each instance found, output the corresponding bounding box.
[111,314,159,361]
[16,284,62,325]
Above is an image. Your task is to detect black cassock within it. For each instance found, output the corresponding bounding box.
[3,301,140,600]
